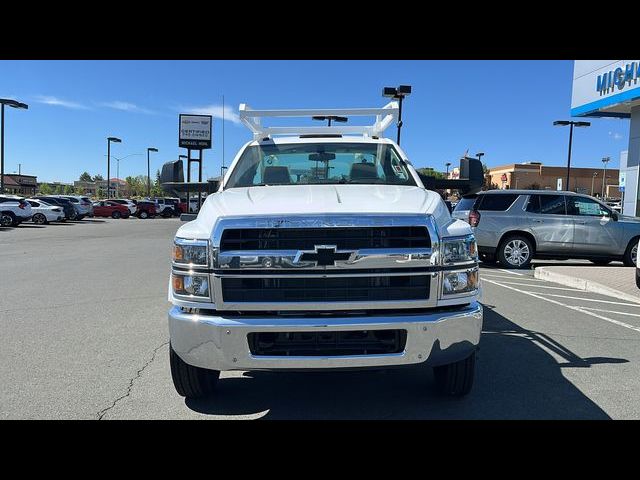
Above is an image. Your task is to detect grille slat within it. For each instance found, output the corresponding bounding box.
[221,275,430,303]
[248,329,407,356]
[220,226,430,251]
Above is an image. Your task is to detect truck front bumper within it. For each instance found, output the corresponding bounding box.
[169,302,483,371]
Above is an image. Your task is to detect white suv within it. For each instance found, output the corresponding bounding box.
[0,195,33,227]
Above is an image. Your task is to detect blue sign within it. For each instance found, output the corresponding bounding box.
[596,62,640,94]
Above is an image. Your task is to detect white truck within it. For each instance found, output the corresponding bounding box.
[167,102,483,398]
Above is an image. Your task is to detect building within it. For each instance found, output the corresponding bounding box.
[73,180,97,196]
[2,174,37,196]
[37,181,73,194]
[487,162,620,198]
[571,60,640,213]
[73,178,128,198]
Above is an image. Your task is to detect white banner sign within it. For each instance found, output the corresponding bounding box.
[179,114,212,149]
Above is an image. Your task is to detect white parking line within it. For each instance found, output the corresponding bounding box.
[487,281,583,292]
[483,278,640,334]
[481,274,541,281]
[580,307,640,318]
[498,268,525,276]
[537,293,640,307]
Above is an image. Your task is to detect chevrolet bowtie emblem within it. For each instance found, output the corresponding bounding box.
[297,245,354,267]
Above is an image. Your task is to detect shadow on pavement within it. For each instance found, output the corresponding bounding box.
[185,307,625,419]
[16,224,45,229]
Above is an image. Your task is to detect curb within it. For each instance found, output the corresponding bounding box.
[534,267,640,305]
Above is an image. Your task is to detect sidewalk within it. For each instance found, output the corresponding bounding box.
[534,266,640,305]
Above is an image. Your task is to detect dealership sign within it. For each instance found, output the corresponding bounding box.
[179,114,212,149]
[596,62,640,95]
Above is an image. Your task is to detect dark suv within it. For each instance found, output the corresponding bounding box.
[32,196,77,220]
[469,189,640,268]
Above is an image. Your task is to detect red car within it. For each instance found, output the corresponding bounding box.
[92,201,131,219]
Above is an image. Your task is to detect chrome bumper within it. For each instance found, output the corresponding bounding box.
[168,302,483,371]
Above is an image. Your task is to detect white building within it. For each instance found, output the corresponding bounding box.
[571,60,640,215]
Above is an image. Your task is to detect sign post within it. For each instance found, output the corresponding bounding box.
[179,114,212,212]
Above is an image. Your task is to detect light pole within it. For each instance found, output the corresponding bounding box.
[591,172,598,196]
[602,156,610,199]
[553,120,591,191]
[106,137,122,199]
[0,98,28,194]
[104,153,143,197]
[147,147,158,197]
[382,85,412,145]
[445,162,451,176]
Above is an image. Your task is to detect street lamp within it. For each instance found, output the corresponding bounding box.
[147,147,158,197]
[553,120,590,191]
[312,115,348,127]
[0,98,28,194]
[602,156,611,199]
[382,85,412,145]
[104,153,143,197]
[445,162,452,175]
[106,137,122,199]
[591,172,598,196]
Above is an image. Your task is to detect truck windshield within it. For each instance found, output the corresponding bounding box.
[225,142,416,188]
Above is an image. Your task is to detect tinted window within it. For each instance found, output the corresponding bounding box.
[453,195,477,212]
[526,194,566,215]
[28,201,39,207]
[477,194,518,211]
[567,196,610,216]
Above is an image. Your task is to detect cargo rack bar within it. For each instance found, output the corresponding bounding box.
[239,102,399,140]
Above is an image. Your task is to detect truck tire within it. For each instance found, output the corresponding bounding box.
[170,344,219,398]
[623,238,639,267]
[497,235,533,269]
[434,351,476,397]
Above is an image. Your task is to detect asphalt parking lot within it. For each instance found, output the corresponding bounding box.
[2,218,640,419]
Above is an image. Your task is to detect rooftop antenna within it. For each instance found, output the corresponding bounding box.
[222,94,225,176]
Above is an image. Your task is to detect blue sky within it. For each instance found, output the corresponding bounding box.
[0,60,630,183]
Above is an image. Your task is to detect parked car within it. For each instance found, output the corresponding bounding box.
[469,189,640,268]
[452,194,478,222]
[26,199,64,224]
[56,195,93,219]
[92,200,130,219]
[0,195,32,226]
[32,195,77,220]
[109,198,137,215]
[134,200,157,219]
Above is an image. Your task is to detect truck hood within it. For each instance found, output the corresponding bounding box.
[176,184,461,239]
[206,184,439,216]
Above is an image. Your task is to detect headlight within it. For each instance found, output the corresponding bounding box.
[172,273,210,299]
[173,238,209,267]
[442,269,479,295]
[441,235,477,265]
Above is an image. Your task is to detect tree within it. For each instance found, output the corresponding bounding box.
[415,167,446,179]
[64,184,75,195]
[38,183,53,195]
[152,169,163,197]
[79,172,92,182]
[93,174,104,182]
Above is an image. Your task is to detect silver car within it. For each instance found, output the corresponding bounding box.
[469,190,640,268]
[56,195,93,219]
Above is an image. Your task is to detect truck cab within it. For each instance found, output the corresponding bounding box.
[167,101,483,399]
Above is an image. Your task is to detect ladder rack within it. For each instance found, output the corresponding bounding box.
[238,101,399,140]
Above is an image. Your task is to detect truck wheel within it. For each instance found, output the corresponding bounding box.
[434,351,476,397]
[497,235,533,269]
[623,238,639,267]
[170,344,219,398]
